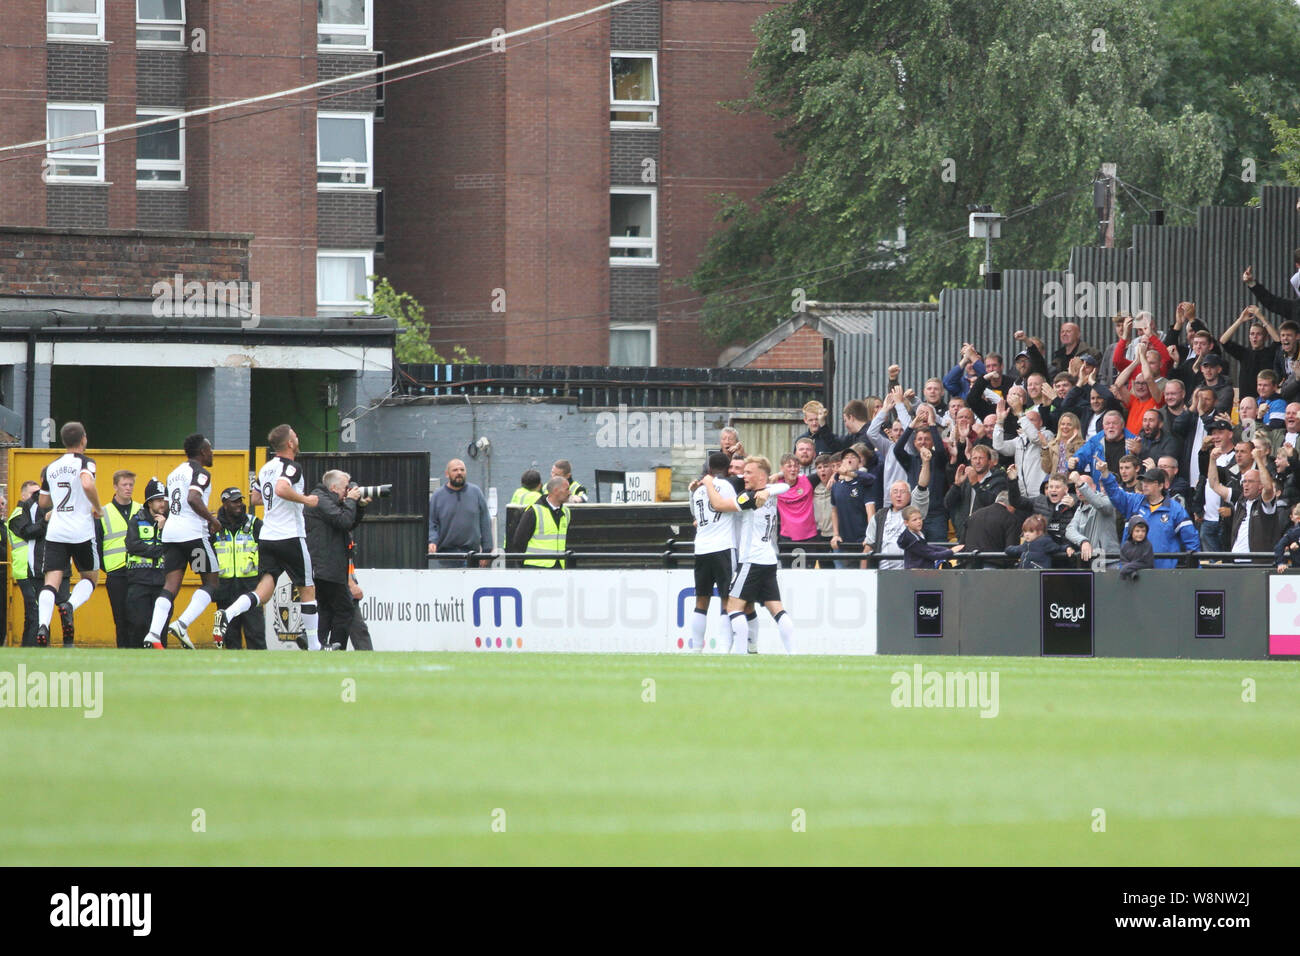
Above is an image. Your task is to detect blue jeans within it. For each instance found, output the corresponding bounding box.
[1199,521,1222,554]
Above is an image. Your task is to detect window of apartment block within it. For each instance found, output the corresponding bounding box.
[45,104,104,181]
[610,188,656,263]
[317,251,373,315]
[317,112,372,188]
[610,53,658,126]
[137,0,185,45]
[610,323,656,366]
[137,110,184,185]
[48,0,103,41]
[318,0,372,49]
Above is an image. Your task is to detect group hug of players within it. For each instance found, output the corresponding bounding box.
[22,421,334,650]
[688,452,798,654]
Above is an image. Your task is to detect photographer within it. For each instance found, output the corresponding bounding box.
[305,470,368,651]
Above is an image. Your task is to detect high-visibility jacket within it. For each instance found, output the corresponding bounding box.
[8,505,30,581]
[100,500,142,573]
[125,519,164,573]
[510,487,542,507]
[212,516,260,579]
[524,502,570,568]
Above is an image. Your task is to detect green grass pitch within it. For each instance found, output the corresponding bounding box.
[2,650,1297,865]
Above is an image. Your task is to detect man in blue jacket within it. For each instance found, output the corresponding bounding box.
[1095,458,1198,569]
[1075,409,1136,477]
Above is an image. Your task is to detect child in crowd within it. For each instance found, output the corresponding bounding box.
[1273,502,1300,573]
[1005,513,1070,569]
[1119,516,1155,580]
[897,505,964,569]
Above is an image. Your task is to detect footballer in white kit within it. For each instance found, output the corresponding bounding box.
[145,434,222,648]
[34,422,104,646]
[215,425,322,649]
[702,455,798,654]
[688,451,740,651]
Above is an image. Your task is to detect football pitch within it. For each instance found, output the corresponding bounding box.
[1,650,1297,866]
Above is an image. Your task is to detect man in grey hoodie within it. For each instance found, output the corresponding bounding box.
[1064,471,1119,567]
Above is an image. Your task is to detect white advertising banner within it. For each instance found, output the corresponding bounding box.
[332,569,878,654]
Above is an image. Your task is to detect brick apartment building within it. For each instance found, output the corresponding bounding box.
[0,0,789,367]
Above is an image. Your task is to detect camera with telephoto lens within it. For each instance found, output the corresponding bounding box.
[348,482,393,499]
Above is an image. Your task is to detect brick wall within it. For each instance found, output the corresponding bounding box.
[137,190,190,231]
[0,1,47,229]
[47,185,108,229]
[318,191,379,248]
[611,129,659,186]
[318,53,380,111]
[744,325,824,370]
[0,226,250,298]
[611,267,658,323]
[611,0,660,49]
[46,45,108,100]
[658,0,793,367]
[137,50,186,107]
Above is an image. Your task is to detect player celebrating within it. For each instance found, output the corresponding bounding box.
[143,433,222,649]
[703,456,797,655]
[214,425,321,649]
[34,422,103,647]
[689,451,740,652]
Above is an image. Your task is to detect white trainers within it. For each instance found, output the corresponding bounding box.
[747,633,758,654]
[167,620,195,650]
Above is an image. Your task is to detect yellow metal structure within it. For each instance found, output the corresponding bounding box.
[5,448,252,647]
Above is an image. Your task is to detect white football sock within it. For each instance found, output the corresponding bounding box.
[729,612,748,654]
[775,610,796,654]
[690,609,708,650]
[224,591,258,621]
[38,588,55,628]
[148,595,173,638]
[68,578,95,610]
[177,589,212,628]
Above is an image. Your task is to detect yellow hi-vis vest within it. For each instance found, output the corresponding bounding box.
[523,502,570,568]
[510,487,542,507]
[212,518,259,579]
[100,501,142,573]
[9,505,29,581]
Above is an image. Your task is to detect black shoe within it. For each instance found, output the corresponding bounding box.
[294,636,308,651]
[35,624,49,647]
[57,602,74,643]
[324,642,343,651]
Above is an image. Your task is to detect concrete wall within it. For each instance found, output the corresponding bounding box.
[359,398,744,544]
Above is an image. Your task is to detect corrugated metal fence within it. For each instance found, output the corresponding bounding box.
[827,186,1300,405]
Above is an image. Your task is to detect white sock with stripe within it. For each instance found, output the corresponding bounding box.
[68,578,95,610]
[690,609,708,650]
[729,612,748,654]
[775,610,796,654]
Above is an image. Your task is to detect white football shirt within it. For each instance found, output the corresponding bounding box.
[692,478,739,555]
[735,481,789,566]
[259,456,307,541]
[41,453,97,544]
[161,460,213,542]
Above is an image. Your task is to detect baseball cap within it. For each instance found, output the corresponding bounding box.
[220,486,244,502]
[1208,417,1234,432]
[1200,353,1225,368]
[1080,353,1100,367]
[1139,466,1165,484]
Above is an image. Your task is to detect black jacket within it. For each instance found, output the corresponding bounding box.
[944,468,1015,543]
[305,484,364,584]
[125,507,167,587]
[8,494,51,573]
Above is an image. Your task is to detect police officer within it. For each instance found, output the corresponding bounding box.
[211,487,265,650]
[99,470,141,648]
[512,477,571,568]
[125,478,171,647]
[8,479,71,646]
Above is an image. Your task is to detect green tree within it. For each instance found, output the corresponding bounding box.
[690,0,1229,345]
[360,277,479,365]
[1146,0,1300,205]
[1267,114,1300,187]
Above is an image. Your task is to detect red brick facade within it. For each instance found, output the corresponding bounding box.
[744,324,824,370]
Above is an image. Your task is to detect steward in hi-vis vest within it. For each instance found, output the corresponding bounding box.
[126,478,172,647]
[512,478,572,569]
[100,470,142,649]
[209,487,265,650]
